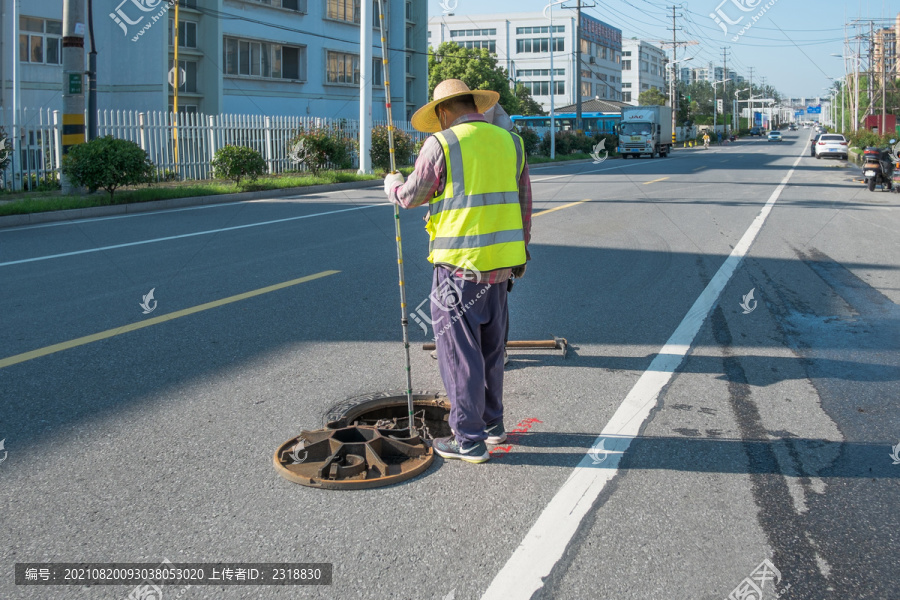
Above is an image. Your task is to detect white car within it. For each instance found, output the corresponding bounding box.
[767,131,783,142]
[814,134,848,160]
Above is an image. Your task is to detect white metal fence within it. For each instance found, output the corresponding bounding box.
[0,108,427,191]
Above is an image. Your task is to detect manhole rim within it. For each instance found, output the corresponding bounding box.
[323,390,449,429]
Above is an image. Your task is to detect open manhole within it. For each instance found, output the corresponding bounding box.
[324,390,451,440]
[273,391,449,490]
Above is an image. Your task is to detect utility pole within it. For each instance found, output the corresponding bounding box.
[748,66,754,130]
[61,0,86,194]
[722,46,729,132]
[358,0,372,173]
[575,0,582,131]
[670,5,677,144]
[86,0,97,140]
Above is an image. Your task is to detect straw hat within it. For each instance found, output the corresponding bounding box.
[411,79,500,133]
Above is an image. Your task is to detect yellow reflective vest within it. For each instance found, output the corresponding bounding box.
[428,121,527,273]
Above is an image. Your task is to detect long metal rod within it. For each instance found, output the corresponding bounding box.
[376,0,415,437]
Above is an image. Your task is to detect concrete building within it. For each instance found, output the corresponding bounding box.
[1,0,427,121]
[428,11,622,112]
[620,38,666,104]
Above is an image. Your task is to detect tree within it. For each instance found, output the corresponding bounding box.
[515,83,545,116]
[638,88,667,106]
[428,42,519,115]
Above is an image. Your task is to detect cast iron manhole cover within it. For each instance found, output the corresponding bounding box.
[274,391,447,490]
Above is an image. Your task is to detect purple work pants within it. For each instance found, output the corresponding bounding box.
[431,266,507,445]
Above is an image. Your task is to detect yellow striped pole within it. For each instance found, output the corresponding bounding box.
[377,0,416,436]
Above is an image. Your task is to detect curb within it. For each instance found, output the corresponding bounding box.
[0,179,381,229]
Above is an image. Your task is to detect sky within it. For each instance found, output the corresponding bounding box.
[427,0,900,100]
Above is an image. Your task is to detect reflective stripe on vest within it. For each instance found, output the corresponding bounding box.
[428,121,527,272]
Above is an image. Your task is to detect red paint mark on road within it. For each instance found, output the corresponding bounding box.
[489,418,542,456]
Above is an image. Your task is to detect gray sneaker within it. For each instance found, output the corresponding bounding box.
[485,421,507,445]
[433,436,490,463]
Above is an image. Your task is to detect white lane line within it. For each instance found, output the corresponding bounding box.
[0,204,384,267]
[1,188,374,232]
[480,147,806,600]
[531,157,685,182]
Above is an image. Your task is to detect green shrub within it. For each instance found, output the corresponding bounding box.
[370,125,415,171]
[210,145,266,186]
[288,125,353,175]
[24,172,61,191]
[62,136,155,200]
[515,127,541,156]
[0,126,11,174]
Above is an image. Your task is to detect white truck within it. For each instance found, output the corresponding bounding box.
[617,105,674,159]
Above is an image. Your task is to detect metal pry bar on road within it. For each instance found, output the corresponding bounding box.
[424,337,568,359]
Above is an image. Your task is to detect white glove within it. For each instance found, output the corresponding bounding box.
[384,172,404,198]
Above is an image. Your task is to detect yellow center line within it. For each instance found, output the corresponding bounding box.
[533,198,592,217]
[0,270,340,370]
[643,177,670,185]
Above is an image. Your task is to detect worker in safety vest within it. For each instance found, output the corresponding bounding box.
[384,79,533,464]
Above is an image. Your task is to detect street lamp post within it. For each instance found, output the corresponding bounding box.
[734,87,749,130]
[543,0,567,160]
[713,77,731,134]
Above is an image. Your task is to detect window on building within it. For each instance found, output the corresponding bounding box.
[374,57,384,85]
[169,104,199,114]
[515,25,563,34]
[326,50,359,84]
[327,0,360,23]
[405,1,413,20]
[622,60,631,70]
[19,17,61,65]
[169,58,199,93]
[580,39,589,55]
[169,19,197,48]
[623,92,631,102]
[244,0,306,9]
[224,37,306,80]
[521,80,564,95]
[517,68,564,77]
[449,28,496,37]
[406,26,413,48]
[517,38,563,53]
[461,40,496,53]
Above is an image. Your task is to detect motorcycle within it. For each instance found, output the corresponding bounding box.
[729,134,736,142]
[862,140,896,192]
[703,138,710,149]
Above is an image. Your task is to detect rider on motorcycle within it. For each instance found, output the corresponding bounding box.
[702,132,710,149]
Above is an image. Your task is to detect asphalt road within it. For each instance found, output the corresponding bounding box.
[1,130,898,600]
